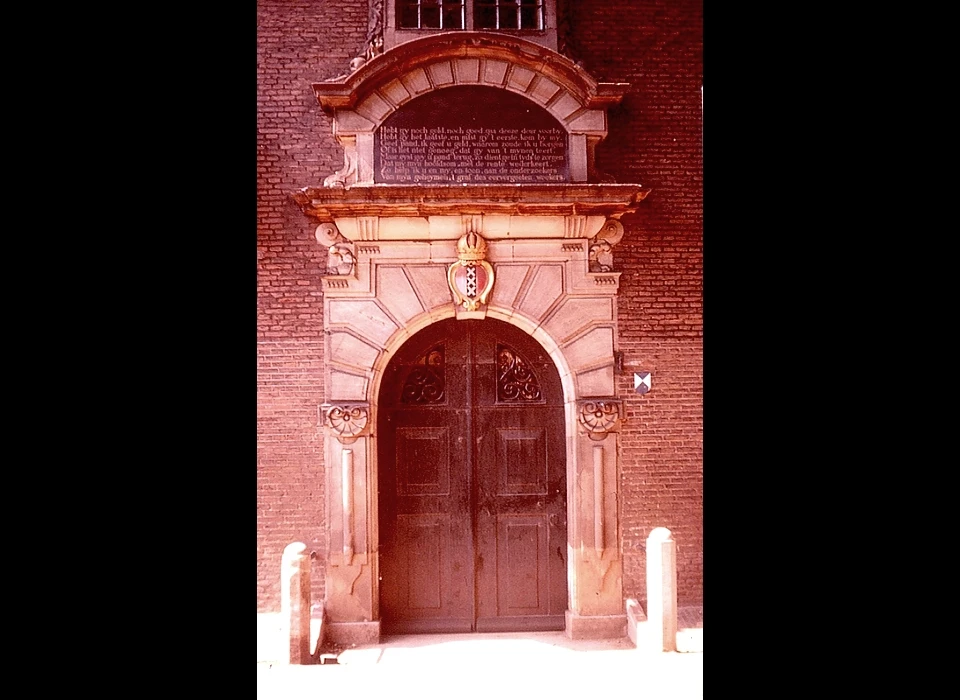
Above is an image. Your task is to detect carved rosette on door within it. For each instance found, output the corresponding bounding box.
[447,232,495,312]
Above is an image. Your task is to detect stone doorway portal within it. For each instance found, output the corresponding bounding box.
[302,31,650,643]
[378,317,567,633]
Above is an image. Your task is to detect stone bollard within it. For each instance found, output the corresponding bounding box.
[646,527,677,652]
[281,542,312,664]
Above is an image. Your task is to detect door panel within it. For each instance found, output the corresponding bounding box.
[474,404,567,631]
[379,318,566,633]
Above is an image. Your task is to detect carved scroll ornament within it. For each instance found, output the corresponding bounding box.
[589,218,625,272]
[497,345,542,402]
[315,222,356,277]
[322,403,369,444]
[401,345,445,404]
[578,399,623,440]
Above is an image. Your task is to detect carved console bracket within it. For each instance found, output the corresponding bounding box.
[578,399,623,440]
[316,222,357,277]
[322,135,360,188]
[321,403,370,444]
[589,218,625,272]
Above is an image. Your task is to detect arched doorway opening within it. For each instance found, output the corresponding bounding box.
[378,317,567,633]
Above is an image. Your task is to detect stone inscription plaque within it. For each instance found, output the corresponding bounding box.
[375,86,569,184]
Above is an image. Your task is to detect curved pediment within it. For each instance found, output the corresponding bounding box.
[312,33,631,187]
[313,31,628,118]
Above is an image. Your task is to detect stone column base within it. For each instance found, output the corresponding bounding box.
[564,610,627,639]
[325,621,381,645]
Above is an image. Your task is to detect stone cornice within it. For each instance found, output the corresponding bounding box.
[292,184,650,220]
[312,31,629,113]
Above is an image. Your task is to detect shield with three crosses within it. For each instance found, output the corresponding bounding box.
[448,232,495,312]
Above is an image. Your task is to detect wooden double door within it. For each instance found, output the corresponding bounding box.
[378,318,567,633]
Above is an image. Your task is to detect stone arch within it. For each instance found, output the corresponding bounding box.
[313,32,627,186]
[369,304,577,415]
[320,243,627,642]
[324,255,621,413]
[308,30,642,644]
[367,309,578,632]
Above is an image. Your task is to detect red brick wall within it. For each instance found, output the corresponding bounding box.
[256,0,703,610]
[573,0,703,605]
[257,0,368,610]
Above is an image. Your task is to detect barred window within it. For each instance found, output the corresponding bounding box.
[475,1,544,30]
[398,1,465,29]
[397,1,545,31]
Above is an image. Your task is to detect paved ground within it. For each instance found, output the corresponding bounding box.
[257,607,702,699]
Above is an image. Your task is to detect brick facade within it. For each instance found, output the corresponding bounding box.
[256,0,371,608]
[257,0,702,612]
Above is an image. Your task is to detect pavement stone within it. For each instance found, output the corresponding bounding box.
[258,607,702,698]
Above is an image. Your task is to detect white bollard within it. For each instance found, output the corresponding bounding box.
[646,527,677,652]
[281,542,312,664]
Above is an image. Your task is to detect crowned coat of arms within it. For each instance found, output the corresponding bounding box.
[447,232,495,312]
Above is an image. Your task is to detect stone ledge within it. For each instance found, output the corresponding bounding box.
[293,184,649,220]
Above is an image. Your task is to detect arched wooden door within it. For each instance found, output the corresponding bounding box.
[378,318,567,633]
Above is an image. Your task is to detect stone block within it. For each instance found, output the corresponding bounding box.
[332,110,375,132]
[507,66,536,93]
[427,60,455,86]
[377,266,426,325]
[328,300,399,346]
[569,132,587,182]
[529,76,561,105]
[551,92,583,122]
[561,327,614,371]
[426,215,462,240]
[329,332,380,370]
[564,611,627,640]
[329,370,369,401]
[399,68,432,95]
[481,60,509,85]
[324,621,381,645]
[407,265,455,311]
[566,109,607,133]
[508,216,566,238]
[625,598,647,648]
[482,214,511,237]
[543,297,614,344]
[490,264,530,308]
[355,92,392,124]
[517,264,563,320]
[454,58,480,84]
[381,79,412,107]
[575,365,615,397]
[378,216,431,240]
